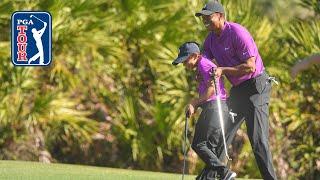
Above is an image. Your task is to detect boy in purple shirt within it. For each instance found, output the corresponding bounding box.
[172,42,236,180]
[195,1,277,180]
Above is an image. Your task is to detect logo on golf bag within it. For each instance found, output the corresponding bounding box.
[11,11,52,66]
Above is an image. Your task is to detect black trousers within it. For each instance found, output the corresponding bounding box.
[219,71,277,180]
[192,100,229,172]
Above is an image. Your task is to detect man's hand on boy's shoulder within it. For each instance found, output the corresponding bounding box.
[214,67,223,79]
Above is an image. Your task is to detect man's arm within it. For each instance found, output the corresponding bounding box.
[215,57,256,77]
[291,54,320,78]
[219,25,257,78]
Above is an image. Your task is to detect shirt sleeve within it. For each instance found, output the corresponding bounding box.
[233,27,256,62]
[199,61,216,87]
[202,35,214,60]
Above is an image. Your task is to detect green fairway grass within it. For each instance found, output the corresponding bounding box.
[0,160,195,180]
[0,160,261,180]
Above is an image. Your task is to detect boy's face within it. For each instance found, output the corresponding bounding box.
[183,53,198,69]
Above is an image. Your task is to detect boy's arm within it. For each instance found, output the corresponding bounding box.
[186,85,215,118]
[191,85,215,108]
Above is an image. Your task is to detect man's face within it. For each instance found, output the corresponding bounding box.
[183,54,198,69]
[202,13,221,31]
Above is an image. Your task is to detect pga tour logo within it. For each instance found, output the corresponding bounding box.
[11,11,52,66]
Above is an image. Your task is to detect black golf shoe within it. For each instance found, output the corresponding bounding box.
[219,167,236,180]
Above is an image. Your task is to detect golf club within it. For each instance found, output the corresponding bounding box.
[182,115,188,180]
[30,15,46,24]
[211,67,231,161]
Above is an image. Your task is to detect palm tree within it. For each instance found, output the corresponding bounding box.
[0,0,319,179]
[276,0,320,178]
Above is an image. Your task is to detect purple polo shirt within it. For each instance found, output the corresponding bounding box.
[203,21,264,86]
[197,56,227,102]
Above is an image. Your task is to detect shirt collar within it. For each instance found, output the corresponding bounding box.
[220,21,228,38]
[212,21,228,40]
[196,55,205,70]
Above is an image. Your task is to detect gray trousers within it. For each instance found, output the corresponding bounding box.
[192,100,229,171]
[219,71,277,180]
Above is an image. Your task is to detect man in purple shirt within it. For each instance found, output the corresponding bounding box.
[195,1,277,180]
[172,42,236,180]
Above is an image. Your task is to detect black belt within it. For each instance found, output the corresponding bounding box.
[233,71,268,90]
[199,99,227,110]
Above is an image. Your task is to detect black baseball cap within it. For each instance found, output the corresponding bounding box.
[172,42,200,65]
[195,1,225,17]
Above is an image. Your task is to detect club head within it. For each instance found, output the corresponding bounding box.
[30,15,33,18]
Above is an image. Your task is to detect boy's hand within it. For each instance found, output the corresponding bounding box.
[185,104,195,118]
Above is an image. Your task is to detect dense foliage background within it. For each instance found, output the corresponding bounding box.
[0,0,319,179]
